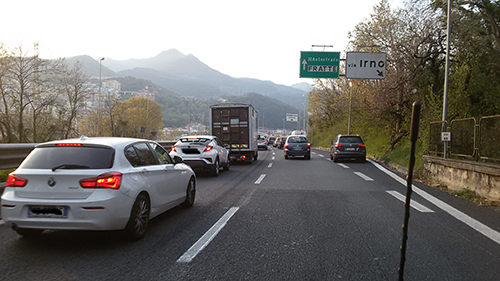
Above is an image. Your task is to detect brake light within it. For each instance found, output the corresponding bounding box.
[56,143,82,146]
[358,144,366,147]
[241,155,247,160]
[204,145,213,152]
[285,144,289,149]
[307,142,311,148]
[6,174,28,187]
[80,172,122,189]
[171,145,177,152]
[335,144,344,148]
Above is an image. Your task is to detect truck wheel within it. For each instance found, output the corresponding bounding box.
[253,151,258,161]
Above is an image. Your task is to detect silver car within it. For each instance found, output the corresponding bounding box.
[170,135,230,176]
[1,136,196,240]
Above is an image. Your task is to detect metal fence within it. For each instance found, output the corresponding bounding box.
[428,115,500,162]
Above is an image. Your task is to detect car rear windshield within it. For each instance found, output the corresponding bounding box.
[19,146,115,169]
[339,136,363,144]
[177,137,211,144]
[288,136,308,143]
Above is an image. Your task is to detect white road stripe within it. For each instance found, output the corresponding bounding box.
[254,174,266,184]
[271,156,275,160]
[0,220,4,226]
[338,164,350,169]
[354,172,374,181]
[369,159,500,245]
[386,190,434,213]
[268,163,273,168]
[318,154,324,158]
[177,207,239,263]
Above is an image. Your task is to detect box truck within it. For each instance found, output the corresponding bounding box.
[210,103,258,163]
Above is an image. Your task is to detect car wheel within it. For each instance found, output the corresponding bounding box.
[330,153,333,160]
[284,154,288,159]
[15,228,44,237]
[333,156,338,162]
[124,193,150,241]
[306,154,311,160]
[223,157,230,171]
[360,156,366,163]
[211,158,220,177]
[181,177,196,208]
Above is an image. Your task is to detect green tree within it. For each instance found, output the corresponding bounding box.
[113,97,164,139]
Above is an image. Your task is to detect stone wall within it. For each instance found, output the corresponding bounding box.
[423,155,500,202]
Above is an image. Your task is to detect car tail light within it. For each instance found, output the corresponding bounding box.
[358,144,366,147]
[203,145,213,152]
[6,174,28,187]
[56,143,82,146]
[241,155,247,160]
[307,142,311,148]
[335,144,344,148]
[171,145,177,152]
[80,172,122,189]
[285,144,289,149]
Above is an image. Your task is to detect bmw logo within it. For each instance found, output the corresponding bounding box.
[47,177,56,188]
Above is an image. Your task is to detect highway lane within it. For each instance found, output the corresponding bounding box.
[1,147,500,280]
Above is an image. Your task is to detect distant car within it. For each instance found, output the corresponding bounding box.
[268,136,276,146]
[258,137,268,150]
[277,137,286,149]
[329,134,366,162]
[284,135,311,159]
[1,136,196,240]
[273,137,281,147]
[170,135,230,176]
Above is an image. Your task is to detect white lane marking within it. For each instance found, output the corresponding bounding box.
[271,156,275,160]
[386,190,434,213]
[272,152,275,156]
[255,174,266,184]
[177,207,239,263]
[354,172,374,181]
[369,160,500,245]
[268,163,273,168]
[318,154,325,158]
[0,220,4,226]
[338,163,350,169]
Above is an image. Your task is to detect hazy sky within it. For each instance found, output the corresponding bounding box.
[2,0,402,86]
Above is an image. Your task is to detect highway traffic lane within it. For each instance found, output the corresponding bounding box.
[164,148,500,280]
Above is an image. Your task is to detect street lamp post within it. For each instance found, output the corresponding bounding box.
[98,57,105,137]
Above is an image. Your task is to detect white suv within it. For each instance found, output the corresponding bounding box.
[170,135,230,176]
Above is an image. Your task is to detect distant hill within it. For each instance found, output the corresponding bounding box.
[65,49,308,109]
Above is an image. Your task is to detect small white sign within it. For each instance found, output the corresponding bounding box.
[441,132,451,142]
[286,113,298,122]
[346,52,386,79]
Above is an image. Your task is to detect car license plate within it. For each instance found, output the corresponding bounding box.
[28,206,68,218]
[346,148,356,151]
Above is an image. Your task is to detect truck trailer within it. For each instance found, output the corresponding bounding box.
[210,103,258,163]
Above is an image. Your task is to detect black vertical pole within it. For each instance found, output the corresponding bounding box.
[398,101,421,281]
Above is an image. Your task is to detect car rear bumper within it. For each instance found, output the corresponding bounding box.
[1,189,134,231]
[183,159,215,171]
[284,149,310,157]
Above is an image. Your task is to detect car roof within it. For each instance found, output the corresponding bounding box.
[37,136,150,149]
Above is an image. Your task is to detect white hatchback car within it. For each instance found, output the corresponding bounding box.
[169,135,230,176]
[1,136,196,240]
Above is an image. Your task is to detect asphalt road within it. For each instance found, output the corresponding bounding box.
[1,147,500,280]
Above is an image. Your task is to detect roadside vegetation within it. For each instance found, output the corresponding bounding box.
[308,0,500,176]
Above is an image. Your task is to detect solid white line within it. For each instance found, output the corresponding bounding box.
[338,163,350,169]
[177,207,239,263]
[354,172,374,181]
[268,163,273,168]
[369,160,500,245]
[255,174,266,184]
[386,190,434,213]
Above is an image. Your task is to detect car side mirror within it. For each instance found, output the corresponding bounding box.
[329,141,333,145]
[173,156,184,164]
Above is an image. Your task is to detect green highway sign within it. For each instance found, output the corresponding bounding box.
[300,51,340,79]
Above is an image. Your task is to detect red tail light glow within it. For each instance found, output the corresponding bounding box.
[358,144,366,147]
[6,174,28,187]
[80,172,122,189]
[285,144,289,149]
[203,145,213,152]
[171,146,177,152]
[335,144,344,148]
[56,143,82,146]
[307,142,311,148]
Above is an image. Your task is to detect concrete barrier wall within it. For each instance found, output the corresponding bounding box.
[423,155,500,202]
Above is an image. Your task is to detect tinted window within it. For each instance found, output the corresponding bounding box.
[287,136,308,143]
[20,146,114,169]
[148,142,173,165]
[124,145,141,167]
[339,136,363,144]
[133,143,158,166]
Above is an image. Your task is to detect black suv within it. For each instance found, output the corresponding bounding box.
[329,134,366,162]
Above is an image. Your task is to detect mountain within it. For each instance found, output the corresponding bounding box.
[73,49,307,108]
